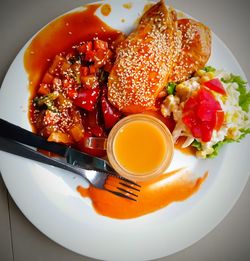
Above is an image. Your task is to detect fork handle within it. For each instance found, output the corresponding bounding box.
[0,136,86,179]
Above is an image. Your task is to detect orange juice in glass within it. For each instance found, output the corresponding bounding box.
[107,114,174,181]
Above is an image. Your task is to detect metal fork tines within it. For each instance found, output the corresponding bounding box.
[69,167,141,202]
[103,175,141,201]
[0,136,141,201]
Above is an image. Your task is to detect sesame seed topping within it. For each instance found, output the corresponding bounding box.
[108,4,180,111]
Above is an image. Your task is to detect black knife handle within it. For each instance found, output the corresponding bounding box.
[0,118,117,174]
[0,136,86,177]
[0,118,67,156]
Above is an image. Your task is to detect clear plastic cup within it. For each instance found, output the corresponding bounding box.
[106,114,174,182]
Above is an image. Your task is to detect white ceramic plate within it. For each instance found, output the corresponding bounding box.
[0,1,250,260]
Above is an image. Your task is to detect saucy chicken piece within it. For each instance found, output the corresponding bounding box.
[169,18,211,83]
[108,0,180,114]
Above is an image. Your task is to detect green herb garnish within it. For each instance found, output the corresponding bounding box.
[203,66,216,72]
[166,82,176,95]
[34,92,59,112]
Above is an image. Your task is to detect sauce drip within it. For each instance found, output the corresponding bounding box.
[123,3,133,10]
[101,4,112,16]
[77,169,207,219]
[24,4,121,92]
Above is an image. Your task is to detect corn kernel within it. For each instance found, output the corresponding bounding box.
[232,112,240,123]
[227,127,237,139]
[206,72,214,79]
[200,75,210,83]
[196,69,206,77]
[221,95,227,103]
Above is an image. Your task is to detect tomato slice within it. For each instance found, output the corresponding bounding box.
[182,88,224,142]
[197,104,215,122]
[192,125,202,139]
[203,78,227,95]
[200,123,213,142]
[198,88,218,106]
[215,110,224,131]
[182,112,197,130]
[183,96,199,112]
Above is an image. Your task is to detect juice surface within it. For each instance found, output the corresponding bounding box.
[113,120,167,175]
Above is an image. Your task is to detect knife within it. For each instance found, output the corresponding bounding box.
[0,118,116,174]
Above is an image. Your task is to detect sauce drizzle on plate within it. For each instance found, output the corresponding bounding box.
[77,169,207,219]
[101,4,112,16]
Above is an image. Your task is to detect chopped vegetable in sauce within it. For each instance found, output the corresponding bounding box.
[30,38,122,157]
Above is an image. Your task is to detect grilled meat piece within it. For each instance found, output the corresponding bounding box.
[169,18,211,83]
[108,0,180,114]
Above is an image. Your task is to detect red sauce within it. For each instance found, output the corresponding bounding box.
[77,169,207,219]
[24,4,121,93]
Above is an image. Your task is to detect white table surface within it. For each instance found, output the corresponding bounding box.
[0,0,250,260]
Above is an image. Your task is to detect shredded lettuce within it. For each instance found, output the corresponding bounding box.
[238,128,250,140]
[207,129,250,158]
[192,129,250,158]
[207,139,234,158]
[221,74,250,112]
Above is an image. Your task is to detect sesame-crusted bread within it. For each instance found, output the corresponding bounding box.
[169,18,211,83]
[108,0,180,114]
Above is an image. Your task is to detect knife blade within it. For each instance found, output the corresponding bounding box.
[0,118,116,174]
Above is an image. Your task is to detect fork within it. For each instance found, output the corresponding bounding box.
[0,137,140,201]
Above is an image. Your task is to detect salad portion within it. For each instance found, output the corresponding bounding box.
[161,66,250,158]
